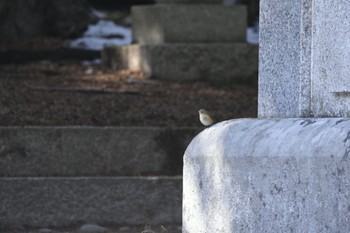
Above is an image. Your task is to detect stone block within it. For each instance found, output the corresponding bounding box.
[0,177,182,228]
[183,118,350,233]
[259,0,350,117]
[0,127,199,176]
[258,0,301,118]
[132,5,246,44]
[103,43,258,84]
[311,1,350,117]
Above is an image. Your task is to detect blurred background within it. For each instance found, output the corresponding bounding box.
[0,0,258,127]
[0,1,259,232]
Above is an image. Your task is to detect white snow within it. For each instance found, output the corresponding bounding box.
[68,19,132,51]
[84,20,131,38]
[81,58,101,66]
[246,26,259,45]
[246,18,259,45]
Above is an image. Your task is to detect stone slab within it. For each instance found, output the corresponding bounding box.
[0,127,199,176]
[103,43,258,84]
[0,176,182,228]
[258,0,301,117]
[183,118,350,233]
[259,0,350,117]
[311,1,350,117]
[132,5,246,44]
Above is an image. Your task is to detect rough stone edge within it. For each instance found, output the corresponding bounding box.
[183,118,350,233]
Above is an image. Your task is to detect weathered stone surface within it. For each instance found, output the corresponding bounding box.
[103,44,258,83]
[258,0,301,118]
[132,5,246,44]
[183,118,350,233]
[259,0,350,118]
[311,1,350,117]
[0,177,182,228]
[0,127,199,176]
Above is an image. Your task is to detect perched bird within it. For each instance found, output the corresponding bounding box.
[198,109,215,126]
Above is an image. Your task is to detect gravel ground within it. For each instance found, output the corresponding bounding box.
[0,53,257,127]
[0,38,256,233]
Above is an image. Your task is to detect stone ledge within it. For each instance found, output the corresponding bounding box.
[0,127,200,176]
[0,176,182,228]
[103,43,258,83]
[183,118,350,233]
[132,5,246,44]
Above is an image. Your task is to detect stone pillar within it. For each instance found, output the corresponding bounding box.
[102,0,258,83]
[183,1,350,232]
[259,0,350,117]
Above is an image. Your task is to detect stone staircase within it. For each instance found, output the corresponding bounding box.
[103,0,258,84]
[0,127,200,230]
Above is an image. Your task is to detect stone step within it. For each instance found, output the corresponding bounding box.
[0,176,182,229]
[0,127,200,177]
[103,43,258,84]
[132,4,246,44]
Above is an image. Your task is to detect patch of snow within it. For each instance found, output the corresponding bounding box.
[69,37,130,51]
[247,26,259,45]
[81,58,101,66]
[68,19,132,51]
[84,20,131,38]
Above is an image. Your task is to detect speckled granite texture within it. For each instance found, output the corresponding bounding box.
[259,0,350,117]
[258,0,301,117]
[183,118,350,233]
[311,1,350,116]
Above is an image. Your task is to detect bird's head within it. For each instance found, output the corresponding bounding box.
[199,109,208,115]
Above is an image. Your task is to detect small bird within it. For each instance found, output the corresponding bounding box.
[198,109,215,126]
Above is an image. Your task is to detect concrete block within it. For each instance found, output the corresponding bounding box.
[183,118,350,233]
[132,5,246,44]
[103,43,258,84]
[0,127,199,176]
[259,0,350,117]
[0,176,182,228]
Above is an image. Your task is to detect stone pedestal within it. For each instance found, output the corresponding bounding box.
[102,0,258,83]
[103,43,257,83]
[132,4,246,44]
[183,1,350,232]
[183,119,350,233]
